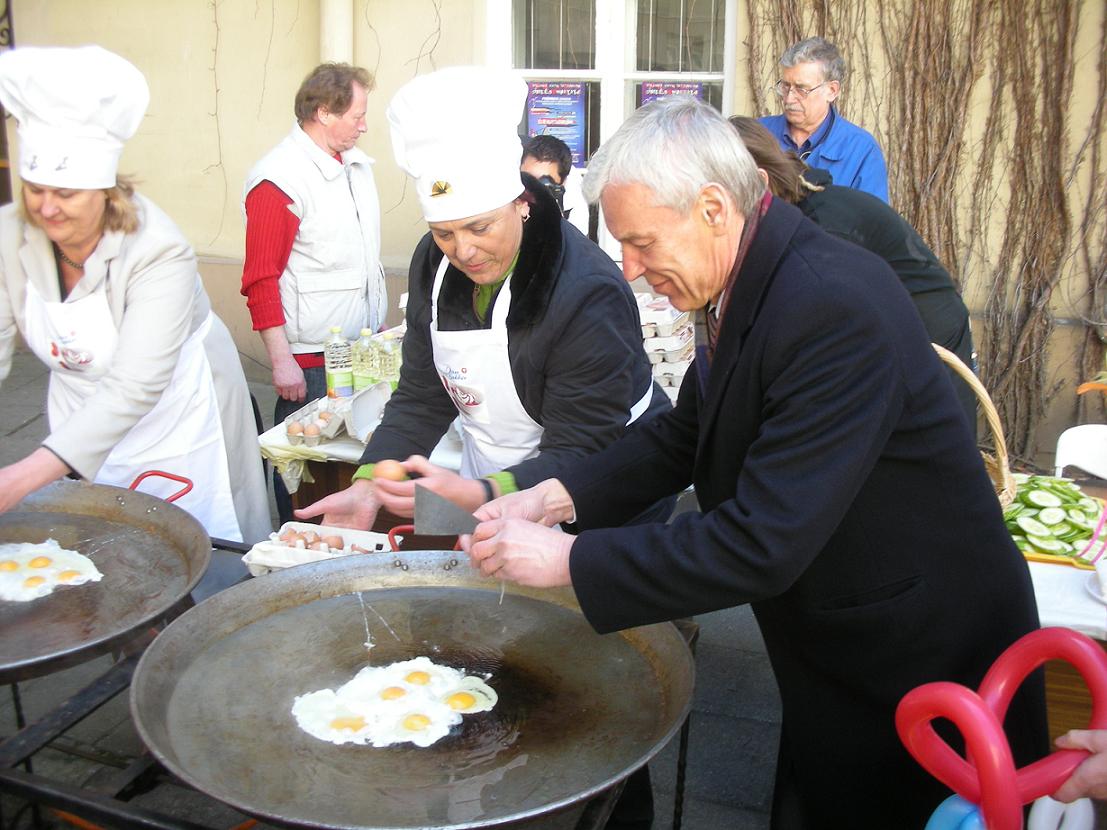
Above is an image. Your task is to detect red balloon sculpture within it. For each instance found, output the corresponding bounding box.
[896,627,1107,830]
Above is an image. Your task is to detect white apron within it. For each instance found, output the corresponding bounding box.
[429,257,653,478]
[22,277,242,541]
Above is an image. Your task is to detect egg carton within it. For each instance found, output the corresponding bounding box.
[637,294,692,337]
[646,340,694,366]
[662,385,680,404]
[642,322,694,354]
[283,396,352,446]
[653,358,692,386]
[242,521,391,576]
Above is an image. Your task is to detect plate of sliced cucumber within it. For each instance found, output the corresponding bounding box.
[1005,474,1107,569]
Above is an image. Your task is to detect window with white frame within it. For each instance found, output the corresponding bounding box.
[496,0,735,164]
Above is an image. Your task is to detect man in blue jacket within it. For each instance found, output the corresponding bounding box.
[465,97,1046,829]
[760,36,889,203]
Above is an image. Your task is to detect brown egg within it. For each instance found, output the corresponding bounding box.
[286,421,304,436]
[278,528,300,544]
[373,459,407,481]
[303,422,321,437]
[318,411,334,423]
[322,534,344,550]
[301,531,320,546]
[311,541,330,552]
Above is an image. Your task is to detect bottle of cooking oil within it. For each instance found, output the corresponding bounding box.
[377,331,402,387]
[351,328,376,391]
[323,326,353,398]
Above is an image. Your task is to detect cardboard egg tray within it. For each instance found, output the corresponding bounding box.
[283,396,352,446]
[643,322,694,359]
[637,294,691,338]
[241,521,392,576]
[653,357,692,387]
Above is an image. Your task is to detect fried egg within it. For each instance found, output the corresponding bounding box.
[0,539,102,602]
[291,657,497,748]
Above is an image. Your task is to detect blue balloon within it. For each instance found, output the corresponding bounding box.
[925,795,987,830]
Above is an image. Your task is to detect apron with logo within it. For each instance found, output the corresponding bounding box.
[22,276,242,541]
[429,257,653,479]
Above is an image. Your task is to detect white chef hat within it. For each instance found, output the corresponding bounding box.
[0,45,149,189]
[388,66,527,223]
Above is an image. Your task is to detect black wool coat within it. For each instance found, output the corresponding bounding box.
[362,175,668,489]
[561,197,1047,828]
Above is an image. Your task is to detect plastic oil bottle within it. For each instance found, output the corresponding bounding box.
[351,328,376,391]
[324,326,353,398]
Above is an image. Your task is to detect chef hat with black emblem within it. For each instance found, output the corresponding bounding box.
[388,66,527,223]
[0,45,149,189]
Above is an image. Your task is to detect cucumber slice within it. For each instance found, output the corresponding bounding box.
[1016,516,1052,537]
[1068,508,1091,524]
[1013,473,1031,484]
[1027,535,1067,553]
[1038,507,1067,526]
[1023,489,1063,508]
[1079,498,1101,513]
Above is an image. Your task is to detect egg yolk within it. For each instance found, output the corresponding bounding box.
[402,714,431,731]
[0,560,17,571]
[29,556,53,568]
[329,716,366,732]
[405,671,431,685]
[23,576,46,588]
[57,570,82,582]
[446,692,477,711]
[380,686,406,700]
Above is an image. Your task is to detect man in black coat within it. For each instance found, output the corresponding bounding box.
[465,97,1047,828]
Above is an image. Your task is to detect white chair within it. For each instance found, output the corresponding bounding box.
[1054,424,1107,478]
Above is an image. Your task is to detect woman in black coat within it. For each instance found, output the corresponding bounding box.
[730,116,979,438]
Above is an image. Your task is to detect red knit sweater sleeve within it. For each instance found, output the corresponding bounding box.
[241,180,299,331]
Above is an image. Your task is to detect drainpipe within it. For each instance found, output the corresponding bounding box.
[320,0,354,63]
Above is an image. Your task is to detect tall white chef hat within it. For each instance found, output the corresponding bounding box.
[0,45,150,189]
[388,66,527,223]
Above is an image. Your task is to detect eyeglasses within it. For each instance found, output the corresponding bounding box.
[773,80,829,99]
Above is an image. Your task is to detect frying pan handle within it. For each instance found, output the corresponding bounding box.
[386,524,463,552]
[128,470,194,503]
[388,524,414,551]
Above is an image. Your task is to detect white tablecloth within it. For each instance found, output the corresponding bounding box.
[1029,561,1107,640]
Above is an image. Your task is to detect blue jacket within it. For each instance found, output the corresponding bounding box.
[760,108,889,202]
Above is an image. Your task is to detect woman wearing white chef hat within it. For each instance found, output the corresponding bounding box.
[0,45,270,543]
[297,65,670,537]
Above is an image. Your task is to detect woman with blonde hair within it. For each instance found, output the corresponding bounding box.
[0,45,269,542]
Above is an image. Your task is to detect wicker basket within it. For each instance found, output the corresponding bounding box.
[932,343,1017,508]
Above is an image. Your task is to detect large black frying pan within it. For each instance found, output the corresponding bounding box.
[0,479,211,683]
[130,550,694,829]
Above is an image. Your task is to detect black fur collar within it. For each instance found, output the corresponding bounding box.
[435,173,564,329]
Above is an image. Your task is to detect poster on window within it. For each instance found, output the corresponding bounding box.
[526,81,586,168]
[640,81,704,104]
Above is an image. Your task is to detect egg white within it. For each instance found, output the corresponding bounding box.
[0,539,102,602]
[292,657,497,748]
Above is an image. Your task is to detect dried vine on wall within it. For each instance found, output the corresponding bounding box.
[744,0,1107,465]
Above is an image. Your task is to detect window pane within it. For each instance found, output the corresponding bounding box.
[636,0,724,73]
[514,0,595,71]
[634,80,722,112]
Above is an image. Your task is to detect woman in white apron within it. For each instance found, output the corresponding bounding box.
[297,66,668,532]
[0,45,270,543]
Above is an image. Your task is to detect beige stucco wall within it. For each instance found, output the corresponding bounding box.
[8,0,484,380]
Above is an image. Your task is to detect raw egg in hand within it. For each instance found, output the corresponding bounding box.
[373,459,407,481]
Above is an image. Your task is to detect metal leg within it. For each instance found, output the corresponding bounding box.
[671,619,700,830]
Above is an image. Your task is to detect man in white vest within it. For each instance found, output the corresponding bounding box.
[240,62,386,521]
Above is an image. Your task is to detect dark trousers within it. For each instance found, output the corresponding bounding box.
[273,365,327,524]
